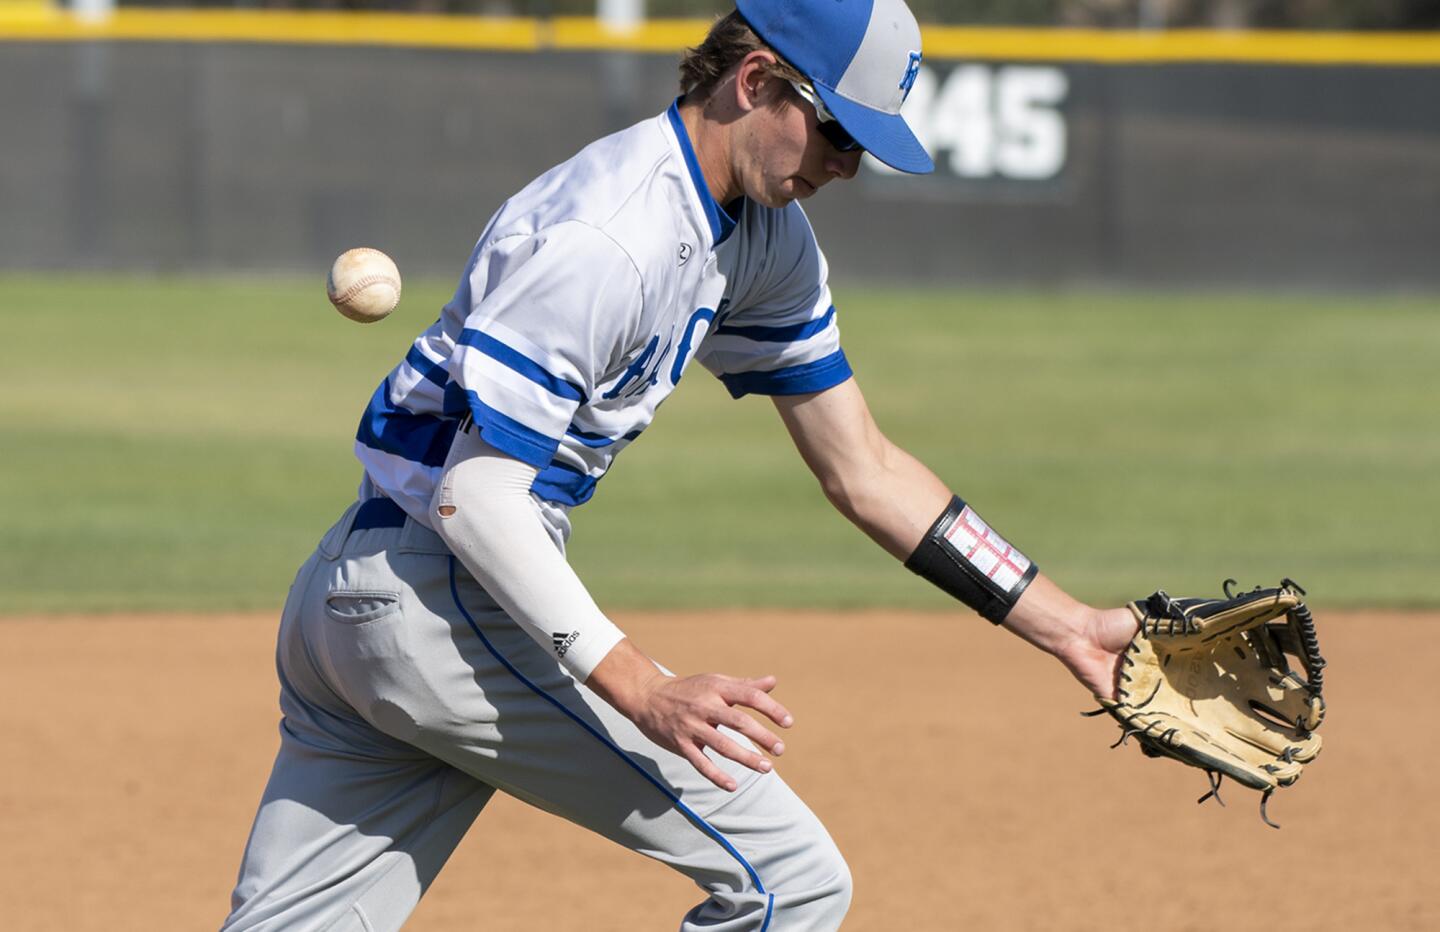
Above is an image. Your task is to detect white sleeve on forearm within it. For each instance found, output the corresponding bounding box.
[432,425,624,681]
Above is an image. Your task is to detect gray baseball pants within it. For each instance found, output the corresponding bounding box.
[221,500,851,931]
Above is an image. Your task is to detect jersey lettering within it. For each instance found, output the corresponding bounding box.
[604,333,676,401]
[603,334,659,400]
[670,306,718,386]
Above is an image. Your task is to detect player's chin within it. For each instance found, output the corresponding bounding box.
[789,177,819,199]
[757,178,814,208]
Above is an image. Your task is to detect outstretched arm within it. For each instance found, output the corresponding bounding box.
[772,378,1136,699]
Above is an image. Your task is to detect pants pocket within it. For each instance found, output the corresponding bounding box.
[324,590,402,626]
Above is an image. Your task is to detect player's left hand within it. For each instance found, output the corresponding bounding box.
[1057,607,1140,701]
[1090,581,1326,826]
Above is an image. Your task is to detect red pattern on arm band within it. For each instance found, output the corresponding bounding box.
[904,495,1038,624]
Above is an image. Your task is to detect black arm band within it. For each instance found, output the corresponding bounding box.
[904,495,1039,624]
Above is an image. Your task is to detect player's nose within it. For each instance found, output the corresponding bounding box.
[826,148,863,181]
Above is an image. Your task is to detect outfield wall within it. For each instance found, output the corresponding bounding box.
[2,18,1438,287]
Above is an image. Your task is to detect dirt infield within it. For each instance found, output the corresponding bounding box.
[3,610,1435,931]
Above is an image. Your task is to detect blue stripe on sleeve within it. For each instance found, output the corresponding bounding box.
[452,387,563,470]
[565,426,616,449]
[355,378,459,468]
[404,345,450,390]
[441,380,470,419]
[458,328,587,404]
[531,460,600,507]
[712,306,836,344]
[718,349,853,399]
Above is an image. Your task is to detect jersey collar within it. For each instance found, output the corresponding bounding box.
[666,99,738,247]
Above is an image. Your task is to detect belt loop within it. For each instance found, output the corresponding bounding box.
[317,500,364,560]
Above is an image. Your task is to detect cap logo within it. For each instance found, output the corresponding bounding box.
[900,51,923,99]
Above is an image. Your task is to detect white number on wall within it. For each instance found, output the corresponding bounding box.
[868,64,1069,180]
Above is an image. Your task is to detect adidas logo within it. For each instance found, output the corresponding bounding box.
[551,630,581,657]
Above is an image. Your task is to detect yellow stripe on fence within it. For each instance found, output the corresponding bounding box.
[922,26,1440,65]
[549,16,709,53]
[0,0,50,19]
[1,9,1438,66]
[0,9,542,51]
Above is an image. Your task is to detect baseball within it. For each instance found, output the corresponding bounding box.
[326,247,402,323]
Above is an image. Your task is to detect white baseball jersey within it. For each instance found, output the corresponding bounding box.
[355,101,852,536]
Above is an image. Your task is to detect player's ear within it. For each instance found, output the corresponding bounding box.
[733,50,781,113]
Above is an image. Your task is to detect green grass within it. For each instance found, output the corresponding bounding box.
[2,274,1436,614]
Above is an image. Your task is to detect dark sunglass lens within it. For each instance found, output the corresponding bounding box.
[818,120,862,153]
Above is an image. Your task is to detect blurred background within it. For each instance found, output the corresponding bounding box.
[38,0,1440,28]
[1,1,1437,613]
[5,0,1439,285]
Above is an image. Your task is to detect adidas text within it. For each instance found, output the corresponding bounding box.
[551,630,581,657]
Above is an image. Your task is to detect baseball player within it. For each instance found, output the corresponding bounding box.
[223,2,1139,929]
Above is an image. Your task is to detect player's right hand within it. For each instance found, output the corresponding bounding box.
[585,639,793,792]
[630,672,794,792]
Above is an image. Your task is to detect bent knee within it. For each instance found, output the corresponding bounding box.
[765,837,852,928]
[806,842,854,924]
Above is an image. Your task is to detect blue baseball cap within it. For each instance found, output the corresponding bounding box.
[735,0,934,174]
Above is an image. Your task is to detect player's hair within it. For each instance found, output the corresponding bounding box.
[678,11,808,100]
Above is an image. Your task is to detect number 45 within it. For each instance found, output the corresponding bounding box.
[870,65,1069,180]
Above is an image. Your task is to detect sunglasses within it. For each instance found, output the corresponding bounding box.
[788,80,864,153]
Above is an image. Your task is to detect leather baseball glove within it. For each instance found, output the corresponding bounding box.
[1091,579,1326,827]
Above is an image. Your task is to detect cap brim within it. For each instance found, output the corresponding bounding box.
[814,84,934,175]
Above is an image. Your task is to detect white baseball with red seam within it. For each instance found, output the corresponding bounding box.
[327,247,402,323]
